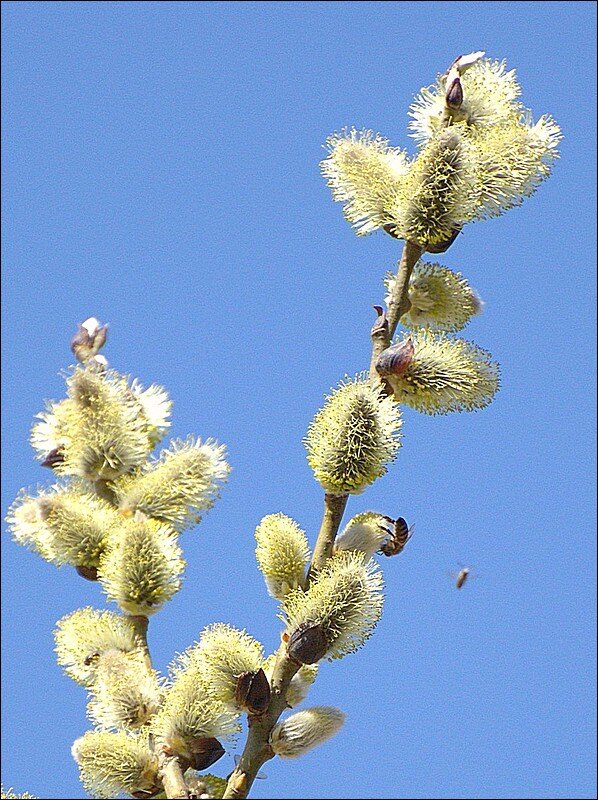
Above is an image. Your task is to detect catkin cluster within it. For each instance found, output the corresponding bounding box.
[8,327,230,614]
[8,322,237,797]
[322,53,560,249]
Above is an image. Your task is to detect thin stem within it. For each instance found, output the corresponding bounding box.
[223,490,347,799]
[306,492,349,584]
[386,240,425,340]
[128,614,152,671]
[369,239,424,384]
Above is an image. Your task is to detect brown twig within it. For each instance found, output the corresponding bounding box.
[306,492,349,585]
[369,239,424,386]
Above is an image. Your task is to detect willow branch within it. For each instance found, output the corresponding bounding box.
[306,492,349,584]
[224,239,422,800]
[222,645,299,798]
[159,753,190,800]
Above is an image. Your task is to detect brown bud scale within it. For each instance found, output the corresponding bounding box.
[287,621,328,665]
[188,737,225,771]
[376,339,415,378]
[75,564,99,581]
[445,77,463,109]
[235,668,271,715]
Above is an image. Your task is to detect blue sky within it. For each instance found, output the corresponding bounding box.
[2,2,596,798]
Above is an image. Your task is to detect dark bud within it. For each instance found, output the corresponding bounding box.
[426,227,462,254]
[371,305,389,339]
[41,447,65,469]
[188,737,225,771]
[70,318,108,363]
[75,564,99,581]
[287,621,328,665]
[376,339,415,378]
[235,668,271,715]
[445,77,463,109]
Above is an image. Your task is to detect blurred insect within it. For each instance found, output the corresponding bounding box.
[455,566,470,589]
[378,516,414,557]
[447,564,476,589]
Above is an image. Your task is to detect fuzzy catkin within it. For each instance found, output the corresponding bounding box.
[320,128,410,235]
[54,608,141,686]
[305,378,402,494]
[113,437,230,532]
[37,487,120,568]
[86,650,163,730]
[59,366,156,480]
[255,513,310,599]
[283,551,384,660]
[194,623,265,707]
[385,262,483,332]
[98,517,184,615]
[71,730,159,799]
[270,707,346,758]
[150,653,240,759]
[323,57,560,242]
[392,127,477,248]
[386,330,499,415]
[334,512,392,559]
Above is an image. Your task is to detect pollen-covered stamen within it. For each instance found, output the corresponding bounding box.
[86,649,163,731]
